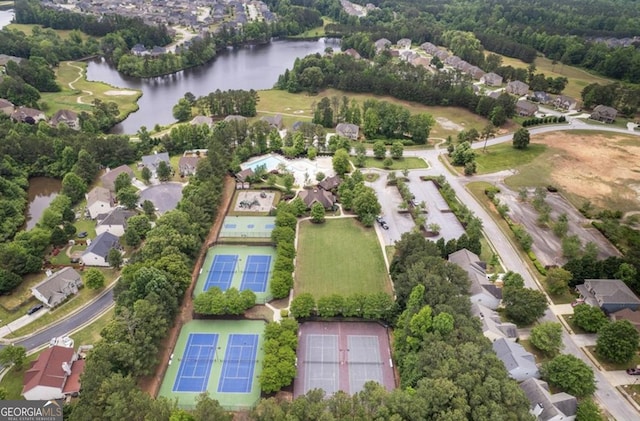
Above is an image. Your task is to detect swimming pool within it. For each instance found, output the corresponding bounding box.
[241,155,287,172]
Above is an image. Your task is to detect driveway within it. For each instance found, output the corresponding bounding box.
[139,182,184,214]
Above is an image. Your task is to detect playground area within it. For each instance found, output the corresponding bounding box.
[194,244,277,303]
[232,190,277,213]
[219,216,276,239]
[293,321,396,397]
[159,319,265,410]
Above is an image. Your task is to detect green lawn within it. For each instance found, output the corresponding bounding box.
[353,156,428,170]
[475,143,547,174]
[586,345,640,371]
[560,314,588,335]
[6,23,92,41]
[288,17,335,38]
[295,218,391,297]
[0,354,38,400]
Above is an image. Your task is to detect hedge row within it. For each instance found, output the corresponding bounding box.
[290,292,395,324]
[260,319,299,393]
[270,204,298,299]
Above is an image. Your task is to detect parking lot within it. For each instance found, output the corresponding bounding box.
[365,172,415,245]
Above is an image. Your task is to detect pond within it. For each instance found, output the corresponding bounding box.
[25,177,62,230]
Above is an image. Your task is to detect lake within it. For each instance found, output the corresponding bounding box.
[25,177,62,230]
[0,9,14,29]
[87,38,340,134]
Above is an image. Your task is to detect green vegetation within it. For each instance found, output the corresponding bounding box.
[7,22,92,40]
[353,156,428,170]
[288,16,334,38]
[0,353,37,399]
[295,219,391,297]
[475,143,546,174]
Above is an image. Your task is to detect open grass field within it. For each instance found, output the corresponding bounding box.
[256,88,489,139]
[353,156,428,170]
[40,61,141,120]
[505,131,640,212]
[295,218,391,297]
[487,51,614,101]
[6,23,91,40]
[475,143,547,174]
[288,17,335,38]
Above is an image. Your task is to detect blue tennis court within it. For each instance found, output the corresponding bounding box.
[218,334,258,393]
[240,255,271,293]
[173,333,218,392]
[205,255,238,291]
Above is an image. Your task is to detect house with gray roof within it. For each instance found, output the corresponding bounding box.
[480,72,503,86]
[396,38,411,49]
[86,187,115,219]
[575,279,640,314]
[11,107,46,124]
[101,165,135,192]
[471,302,518,342]
[95,208,135,238]
[553,95,578,111]
[178,156,201,177]
[50,109,80,130]
[31,268,83,308]
[506,80,530,96]
[516,100,539,117]
[224,115,248,123]
[190,115,214,127]
[82,232,121,267]
[335,123,359,140]
[493,338,539,381]
[449,249,502,309]
[261,114,283,129]
[374,38,391,53]
[298,189,336,209]
[520,378,577,421]
[420,42,438,55]
[141,152,171,178]
[532,91,552,104]
[590,105,617,123]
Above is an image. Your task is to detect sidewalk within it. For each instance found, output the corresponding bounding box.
[0,310,49,338]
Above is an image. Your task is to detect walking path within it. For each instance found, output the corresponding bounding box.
[66,62,94,105]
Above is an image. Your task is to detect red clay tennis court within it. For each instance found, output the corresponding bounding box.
[294,321,396,397]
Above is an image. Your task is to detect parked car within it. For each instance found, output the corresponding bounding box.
[27,304,44,315]
[571,299,585,307]
[77,231,88,238]
[376,216,389,230]
[626,368,640,375]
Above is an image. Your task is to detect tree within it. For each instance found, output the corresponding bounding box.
[572,304,609,333]
[390,141,404,159]
[383,157,393,169]
[310,203,325,223]
[596,320,640,364]
[530,322,563,356]
[117,186,139,209]
[332,149,351,176]
[157,161,172,182]
[141,166,152,184]
[546,267,572,296]
[61,172,87,204]
[290,293,315,318]
[123,227,141,248]
[172,98,192,122]
[114,172,132,193]
[576,398,603,421]
[354,142,367,167]
[0,345,26,369]
[373,141,386,159]
[107,248,123,269]
[192,392,232,421]
[282,173,295,194]
[352,187,381,227]
[142,200,156,217]
[85,268,106,289]
[481,123,497,153]
[512,128,530,149]
[503,286,548,325]
[541,354,596,397]
[72,149,99,184]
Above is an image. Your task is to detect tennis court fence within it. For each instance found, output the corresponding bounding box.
[301,360,384,365]
[219,231,273,238]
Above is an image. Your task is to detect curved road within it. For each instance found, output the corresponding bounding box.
[398,119,640,420]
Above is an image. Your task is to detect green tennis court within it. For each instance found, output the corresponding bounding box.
[220,216,276,238]
[159,319,266,411]
[195,244,277,303]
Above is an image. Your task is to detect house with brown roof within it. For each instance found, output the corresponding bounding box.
[516,100,539,117]
[343,48,362,60]
[0,98,14,115]
[86,186,115,219]
[335,123,359,140]
[179,155,201,176]
[11,106,46,124]
[261,114,283,129]
[480,72,503,87]
[467,66,486,80]
[22,345,85,401]
[31,267,83,308]
[506,80,530,96]
[318,175,342,191]
[553,95,578,111]
[590,105,618,123]
[397,38,412,49]
[611,308,640,333]
[235,168,255,183]
[374,38,391,53]
[50,109,80,130]
[298,189,336,209]
[576,279,640,314]
[101,165,135,192]
[410,56,431,69]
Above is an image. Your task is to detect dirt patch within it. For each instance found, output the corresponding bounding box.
[435,117,464,132]
[530,132,640,211]
[104,90,138,96]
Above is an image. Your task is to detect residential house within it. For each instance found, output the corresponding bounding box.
[178,155,201,177]
[575,279,640,313]
[298,189,336,209]
[86,186,115,219]
[343,48,362,60]
[131,44,149,56]
[22,346,85,401]
[448,249,502,310]
[82,232,121,267]
[516,100,539,117]
[467,66,486,80]
[492,338,540,381]
[420,42,439,55]
[0,54,24,67]
[553,95,578,111]
[261,114,283,129]
[611,308,640,333]
[506,80,530,96]
[531,91,552,104]
[318,175,342,191]
[590,105,618,123]
[444,55,462,68]
[374,38,391,53]
[141,152,171,178]
[471,302,518,342]
[480,72,503,87]
[190,115,214,127]
[487,91,502,99]
[235,168,255,183]
[50,109,80,130]
[400,50,418,62]
[410,56,431,69]
[95,208,135,238]
[0,98,14,116]
[11,106,46,124]
[434,49,450,61]
[396,38,412,49]
[520,378,577,421]
[101,165,135,192]
[335,123,360,140]
[224,115,248,123]
[150,46,166,56]
[31,267,83,308]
